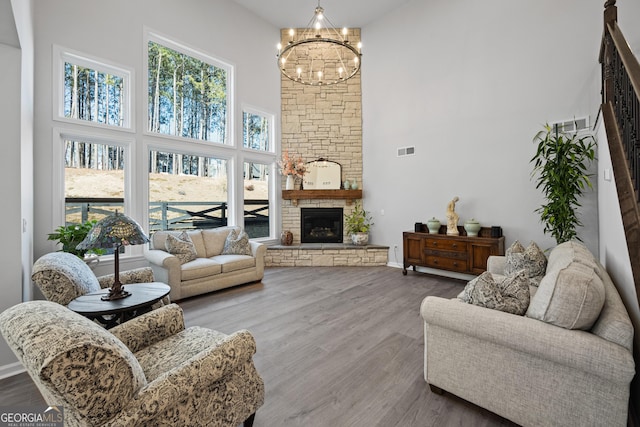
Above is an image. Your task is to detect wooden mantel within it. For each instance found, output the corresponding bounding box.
[282,189,362,206]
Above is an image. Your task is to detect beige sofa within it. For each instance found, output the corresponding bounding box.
[145,227,266,301]
[420,241,635,427]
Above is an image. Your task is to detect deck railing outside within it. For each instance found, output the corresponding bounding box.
[64,198,269,235]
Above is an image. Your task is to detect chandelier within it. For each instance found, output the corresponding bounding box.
[276,1,362,86]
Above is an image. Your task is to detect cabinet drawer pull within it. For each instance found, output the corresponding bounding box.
[452,243,457,248]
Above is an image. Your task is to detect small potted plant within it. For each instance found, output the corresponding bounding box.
[47,220,106,259]
[344,201,374,245]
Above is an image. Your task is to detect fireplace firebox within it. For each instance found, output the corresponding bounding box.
[301,208,343,243]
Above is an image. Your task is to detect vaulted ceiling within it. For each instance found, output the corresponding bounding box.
[231,0,411,28]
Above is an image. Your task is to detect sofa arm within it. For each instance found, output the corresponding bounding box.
[110,303,185,353]
[97,267,155,289]
[111,330,260,426]
[145,249,180,269]
[421,296,635,383]
[486,255,506,275]
[250,241,266,258]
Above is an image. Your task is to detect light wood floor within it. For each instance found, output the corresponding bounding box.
[0,266,517,426]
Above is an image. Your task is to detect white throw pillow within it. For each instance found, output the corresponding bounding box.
[526,242,605,330]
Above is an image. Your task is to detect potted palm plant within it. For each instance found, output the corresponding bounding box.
[47,220,106,259]
[344,201,374,245]
[530,123,596,244]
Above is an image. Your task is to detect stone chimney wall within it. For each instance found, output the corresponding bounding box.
[280,28,363,244]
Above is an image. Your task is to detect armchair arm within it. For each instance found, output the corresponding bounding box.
[110,303,185,353]
[420,296,635,383]
[97,267,155,289]
[108,330,259,427]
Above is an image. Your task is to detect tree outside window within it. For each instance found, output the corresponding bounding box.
[148,41,228,143]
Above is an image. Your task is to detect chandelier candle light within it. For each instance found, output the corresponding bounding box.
[277,1,362,86]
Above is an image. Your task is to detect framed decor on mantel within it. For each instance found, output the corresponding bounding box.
[303,159,341,189]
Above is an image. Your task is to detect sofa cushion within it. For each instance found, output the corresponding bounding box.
[180,258,223,281]
[222,228,252,256]
[135,326,228,382]
[526,244,605,330]
[202,228,233,257]
[214,254,256,273]
[458,270,530,315]
[165,232,198,264]
[152,230,206,258]
[505,240,547,286]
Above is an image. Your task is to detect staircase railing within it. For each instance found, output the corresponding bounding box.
[599,2,640,424]
[600,0,640,310]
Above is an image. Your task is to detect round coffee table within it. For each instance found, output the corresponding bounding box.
[68,282,171,328]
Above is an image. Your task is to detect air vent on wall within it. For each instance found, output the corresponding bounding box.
[397,146,415,157]
[550,117,590,133]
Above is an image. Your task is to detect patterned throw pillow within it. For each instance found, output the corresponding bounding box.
[495,270,531,315]
[505,240,547,286]
[222,228,252,256]
[459,270,530,315]
[165,231,198,264]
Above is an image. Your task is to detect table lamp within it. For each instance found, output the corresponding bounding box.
[76,211,149,300]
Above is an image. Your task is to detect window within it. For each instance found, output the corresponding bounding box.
[53,134,130,258]
[243,110,271,151]
[63,139,125,225]
[243,161,270,238]
[55,46,132,129]
[148,150,228,231]
[147,39,229,143]
[52,38,279,255]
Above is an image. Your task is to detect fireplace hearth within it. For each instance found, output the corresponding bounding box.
[301,208,343,243]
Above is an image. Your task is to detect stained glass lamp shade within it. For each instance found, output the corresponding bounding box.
[76,211,149,300]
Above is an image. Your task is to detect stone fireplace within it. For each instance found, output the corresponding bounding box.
[265,27,387,266]
[301,208,343,243]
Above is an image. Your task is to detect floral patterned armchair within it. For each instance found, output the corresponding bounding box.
[31,252,169,307]
[0,301,264,427]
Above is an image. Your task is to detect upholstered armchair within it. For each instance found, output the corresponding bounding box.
[0,301,264,427]
[31,252,169,307]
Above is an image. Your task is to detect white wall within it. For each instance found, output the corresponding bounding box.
[0,0,34,376]
[362,0,605,261]
[31,0,280,275]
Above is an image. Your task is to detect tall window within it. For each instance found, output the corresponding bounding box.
[55,46,132,129]
[243,161,270,238]
[147,40,229,143]
[148,150,228,231]
[243,110,271,151]
[53,40,278,251]
[63,139,125,225]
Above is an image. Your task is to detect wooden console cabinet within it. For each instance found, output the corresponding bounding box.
[403,226,504,276]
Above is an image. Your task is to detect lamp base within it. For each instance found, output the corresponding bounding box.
[101,288,132,301]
